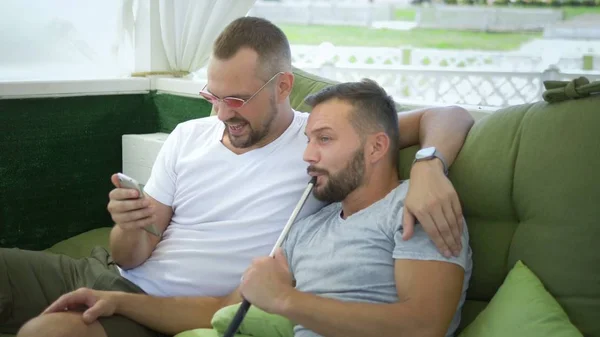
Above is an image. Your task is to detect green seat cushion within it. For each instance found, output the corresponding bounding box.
[0,229,111,337]
[175,328,251,337]
[459,260,583,337]
[174,303,292,337]
[211,304,293,337]
[45,227,111,259]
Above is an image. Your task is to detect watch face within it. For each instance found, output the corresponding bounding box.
[416,147,436,159]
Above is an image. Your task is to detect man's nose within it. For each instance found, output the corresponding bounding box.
[303,141,319,164]
[216,102,235,122]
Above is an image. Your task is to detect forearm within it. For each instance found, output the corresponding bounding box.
[279,291,432,337]
[113,291,241,335]
[109,226,153,269]
[419,106,474,166]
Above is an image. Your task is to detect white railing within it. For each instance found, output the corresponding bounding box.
[291,44,599,71]
[300,64,600,108]
[191,43,599,108]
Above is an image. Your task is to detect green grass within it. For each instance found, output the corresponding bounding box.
[280,24,541,51]
[394,8,417,21]
[562,6,600,18]
[392,5,600,20]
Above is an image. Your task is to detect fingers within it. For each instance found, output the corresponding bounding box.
[441,203,462,257]
[43,288,96,315]
[82,299,108,324]
[108,187,141,202]
[451,194,464,236]
[107,188,155,231]
[417,211,452,258]
[401,210,415,241]
[274,248,289,270]
[110,203,153,223]
[111,174,121,189]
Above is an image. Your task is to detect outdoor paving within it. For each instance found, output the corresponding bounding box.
[371,20,417,30]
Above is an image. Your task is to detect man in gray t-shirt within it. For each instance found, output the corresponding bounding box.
[240,79,472,337]
[283,180,471,337]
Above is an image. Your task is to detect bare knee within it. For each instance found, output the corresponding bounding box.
[17,312,106,337]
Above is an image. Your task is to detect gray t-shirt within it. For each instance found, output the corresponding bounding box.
[283,180,472,337]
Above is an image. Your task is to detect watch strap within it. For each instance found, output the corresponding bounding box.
[413,149,449,176]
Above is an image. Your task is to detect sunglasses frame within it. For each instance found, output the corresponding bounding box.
[199,72,283,109]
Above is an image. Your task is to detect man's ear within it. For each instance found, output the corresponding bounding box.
[277,72,295,103]
[367,132,390,164]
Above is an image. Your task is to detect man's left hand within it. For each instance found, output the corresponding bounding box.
[240,248,294,314]
[42,288,118,324]
[402,159,463,257]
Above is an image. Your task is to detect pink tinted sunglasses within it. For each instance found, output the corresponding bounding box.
[199,72,283,109]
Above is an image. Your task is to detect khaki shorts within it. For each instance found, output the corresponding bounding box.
[0,246,167,337]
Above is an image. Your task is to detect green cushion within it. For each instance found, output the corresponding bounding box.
[290,66,409,113]
[449,92,600,335]
[210,304,293,337]
[173,303,292,337]
[459,260,583,337]
[45,227,112,259]
[289,67,337,112]
[175,328,250,337]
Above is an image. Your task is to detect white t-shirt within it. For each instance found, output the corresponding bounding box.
[119,110,326,297]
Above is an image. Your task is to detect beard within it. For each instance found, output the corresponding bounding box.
[308,147,365,203]
[225,96,277,149]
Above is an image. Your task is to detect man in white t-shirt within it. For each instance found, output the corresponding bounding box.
[11,17,474,337]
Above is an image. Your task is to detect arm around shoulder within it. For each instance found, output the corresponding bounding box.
[397,105,474,166]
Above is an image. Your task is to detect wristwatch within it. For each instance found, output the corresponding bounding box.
[413,147,449,176]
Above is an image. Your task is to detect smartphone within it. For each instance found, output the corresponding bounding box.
[116,173,161,237]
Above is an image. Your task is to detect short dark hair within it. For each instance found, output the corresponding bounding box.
[304,79,400,165]
[212,17,291,79]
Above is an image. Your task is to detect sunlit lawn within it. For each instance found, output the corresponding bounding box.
[280,24,541,51]
[393,5,600,20]
[562,5,600,18]
[281,4,599,50]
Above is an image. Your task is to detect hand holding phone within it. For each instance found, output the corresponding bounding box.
[108,173,161,237]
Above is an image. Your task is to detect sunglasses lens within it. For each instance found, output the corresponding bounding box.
[199,92,216,103]
[224,98,245,109]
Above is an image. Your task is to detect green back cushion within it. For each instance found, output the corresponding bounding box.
[450,94,600,335]
[290,67,408,114]
[289,67,338,112]
[459,260,582,337]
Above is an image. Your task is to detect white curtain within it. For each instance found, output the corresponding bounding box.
[0,0,256,81]
[0,0,135,81]
[157,0,256,75]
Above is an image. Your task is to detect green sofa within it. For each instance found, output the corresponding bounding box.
[1,69,598,337]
